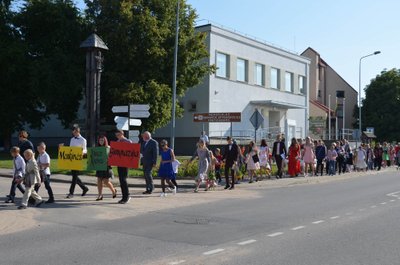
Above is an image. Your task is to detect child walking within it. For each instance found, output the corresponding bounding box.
[214,148,223,184]
[37,142,55,203]
[158,140,176,197]
[5,147,26,203]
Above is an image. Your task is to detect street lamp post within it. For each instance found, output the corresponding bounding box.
[358,51,380,142]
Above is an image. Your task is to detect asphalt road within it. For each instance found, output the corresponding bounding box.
[1,169,400,265]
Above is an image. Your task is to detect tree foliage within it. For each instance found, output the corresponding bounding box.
[362,69,400,141]
[84,0,214,132]
[0,0,86,147]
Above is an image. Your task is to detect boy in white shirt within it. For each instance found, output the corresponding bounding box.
[5,147,26,203]
[37,142,54,203]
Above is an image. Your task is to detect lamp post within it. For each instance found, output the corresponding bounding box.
[358,51,380,142]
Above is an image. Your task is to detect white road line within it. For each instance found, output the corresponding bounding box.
[312,220,325,224]
[203,249,225,256]
[390,200,396,202]
[330,216,340,219]
[268,232,284,237]
[238,239,257,245]
[359,209,366,212]
[169,260,186,265]
[387,191,400,198]
[371,205,377,208]
[380,202,387,205]
[291,226,305,231]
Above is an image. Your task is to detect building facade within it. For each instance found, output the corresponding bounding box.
[155,24,310,153]
[301,47,358,140]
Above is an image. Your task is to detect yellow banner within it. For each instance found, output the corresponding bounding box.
[58,146,84,171]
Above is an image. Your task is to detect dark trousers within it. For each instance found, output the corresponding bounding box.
[275,155,283,178]
[9,178,25,200]
[69,170,87,195]
[375,158,382,170]
[143,165,154,192]
[118,167,130,200]
[224,164,235,188]
[316,159,324,175]
[40,175,54,199]
[215,169,222,182]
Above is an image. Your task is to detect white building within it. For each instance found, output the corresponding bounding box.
[155,24,310,151]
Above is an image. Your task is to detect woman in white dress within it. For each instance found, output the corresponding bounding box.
[355,145,367,172]
[246,141,260,183]
[259,139,271,179]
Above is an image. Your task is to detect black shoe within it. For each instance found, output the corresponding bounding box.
[18,205,27,210]
[142,191,152,194]
[113,189,117,198]
[224,185,230,189]
[118,197,131,204]
[45,198,55,204]
[81,188,89,196]
[96,196,103,201]
[5,198,14,203]
[36,201,44,207]
[229,186,235,190]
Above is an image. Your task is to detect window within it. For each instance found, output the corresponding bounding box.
[255,63,265,86]
[285,72,293,92]
[236,58,247,82]
[270,68,279,89]
[188,101,197,112]
[216,52,229,78]
[299,76,305,94]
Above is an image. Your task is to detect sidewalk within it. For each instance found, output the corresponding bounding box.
[0,168,196,190]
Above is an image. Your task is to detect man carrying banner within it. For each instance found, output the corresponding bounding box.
[140,131,158,194]
[115,130,132,204]
[65,126,89,198]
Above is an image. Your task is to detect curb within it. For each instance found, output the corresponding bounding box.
[0,173,195,190]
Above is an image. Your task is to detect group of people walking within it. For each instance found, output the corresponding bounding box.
[5,128,399,210]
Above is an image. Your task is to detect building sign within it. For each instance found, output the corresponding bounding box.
[309,116,326,134]
[193,112,241,123]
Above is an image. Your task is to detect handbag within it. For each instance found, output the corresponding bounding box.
[252,154,260,163]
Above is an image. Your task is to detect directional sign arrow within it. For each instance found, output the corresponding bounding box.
[130,104,150,111]
[111,105,128,113]
[130,110,150,118]
[114,116,129,131]
[129,118,142,126]
[129,130,140,138]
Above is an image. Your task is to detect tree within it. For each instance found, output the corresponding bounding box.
[0,0,86,148]
[362,69,400,141]
[84,0,214,132]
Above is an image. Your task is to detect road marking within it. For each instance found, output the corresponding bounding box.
[312,220,325,224]
[380,202,387,205]
[203,249,225,255]
[169,260,186,265]
[238,239,257,245]
[387,191,400,198]
[359,209,366,212]
[346,212,353,216]
[291,226,305,231]
[330,216,340,219]
[371,205,377,208]
[390,199,396,202]
[268,232,284,237]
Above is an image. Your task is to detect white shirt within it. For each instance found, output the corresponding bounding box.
[70,135,87,154]
[13,154,26,178]
[200,135,209,144]
[37,152,51,175]
[172,160,181,174]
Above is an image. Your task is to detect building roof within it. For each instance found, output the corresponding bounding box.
[310,99,335,115]
[363,131,377,138]
[250,100,306,109]
[301,47,358,94]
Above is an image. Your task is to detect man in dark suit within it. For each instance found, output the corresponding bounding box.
[223,136,239,190]
[272,134,287,179]
[140,131,159,194]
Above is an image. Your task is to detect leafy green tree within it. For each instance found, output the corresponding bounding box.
[0,0,86,148]
[84,0,214,132]
[362,69,400,141]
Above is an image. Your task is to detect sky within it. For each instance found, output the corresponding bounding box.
[76,0,399,99]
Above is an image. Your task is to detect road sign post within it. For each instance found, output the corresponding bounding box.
[249,109,264,143]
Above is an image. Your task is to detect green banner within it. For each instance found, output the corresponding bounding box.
[87,147,108,171]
